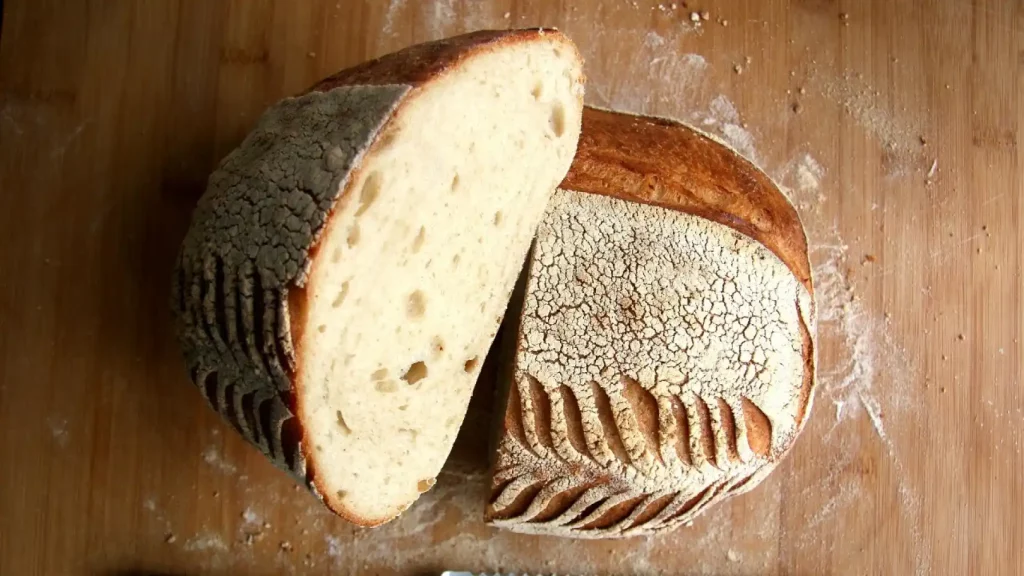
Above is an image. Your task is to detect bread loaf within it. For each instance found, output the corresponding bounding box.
[486,107,815,538]
[172,30,585,526]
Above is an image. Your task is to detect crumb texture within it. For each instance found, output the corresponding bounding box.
[172,85,407,478]
[488,189,814,537]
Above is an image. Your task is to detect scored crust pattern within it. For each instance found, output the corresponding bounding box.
[171,86,408,482]
[487,190,815,537]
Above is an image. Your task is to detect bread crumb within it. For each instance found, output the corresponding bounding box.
[721,18,729,26]
[503,11,510,18]
[165,533,177,544]
[734,64,743,74]
[792,102,802,114]
[957,334,965,341]
[280,541,293,552]
[690,11,701,22]
[862,254,876,265]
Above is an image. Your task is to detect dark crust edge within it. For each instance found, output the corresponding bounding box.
[291,28,582,527]
[308,28,578,93]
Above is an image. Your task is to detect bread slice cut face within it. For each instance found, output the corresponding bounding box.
[172,30,584,526]
[486,107,815,538]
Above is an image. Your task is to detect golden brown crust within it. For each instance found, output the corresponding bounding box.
[563,107,813,294]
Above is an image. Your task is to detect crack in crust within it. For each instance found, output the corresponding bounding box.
[487,188,815,537]
[171,85,408,482]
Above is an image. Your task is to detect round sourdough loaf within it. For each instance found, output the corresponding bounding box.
[487,107,815,537]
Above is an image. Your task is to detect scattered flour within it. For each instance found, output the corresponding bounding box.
[202,444,238,474]
[324,534,344,563]
[381,0,408,38]
[812,73,925,178]
[46,416,69,448]
[184,532,229,554]
[240,506,262,527]
[782,155,929,575]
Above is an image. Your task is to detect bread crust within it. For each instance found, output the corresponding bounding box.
[564,107,812,292]
[487,107,817,537]
[172,29,579,528]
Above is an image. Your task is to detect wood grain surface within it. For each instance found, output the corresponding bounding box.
[0,1,1020,574]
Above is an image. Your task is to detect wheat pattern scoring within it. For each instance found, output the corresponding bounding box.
[487,189,814,538]
[488,370,775,537]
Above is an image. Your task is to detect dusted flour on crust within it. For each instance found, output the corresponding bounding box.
[487,108,815,538]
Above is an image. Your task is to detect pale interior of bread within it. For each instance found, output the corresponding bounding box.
[297,40,583,524]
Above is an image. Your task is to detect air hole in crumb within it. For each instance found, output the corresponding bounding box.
[411,226,426,253]
[335,410,351,435]
[336,490,347,500]
[317,324,326,333]
[398,404,409,411]
[356,172,381,216]
[331,282,349,308]
[549,102,567,137]
[375,380,398,393]
[331,248,342,263]
[347,224,360,247]
[371,368,388,380]
[531,81,544,99]
[401,361,428,385]
[493,211,503,226]
[450,173,461,192]
[464,357,479,373]
[452,254,461,268]
[407,290,426,319]
[417,478,435,492]
[432,336,445,358]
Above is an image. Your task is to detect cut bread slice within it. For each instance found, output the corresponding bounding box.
[486,107,815,538]
[172,30,584,526]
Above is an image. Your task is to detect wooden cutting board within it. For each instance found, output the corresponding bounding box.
[1,1,1020,574]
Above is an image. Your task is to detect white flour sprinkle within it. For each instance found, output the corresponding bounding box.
[202,445,238,474]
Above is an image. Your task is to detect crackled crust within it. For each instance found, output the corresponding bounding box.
[564,107,812,291]
[486,108,816,538]
[171,29,580,527]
